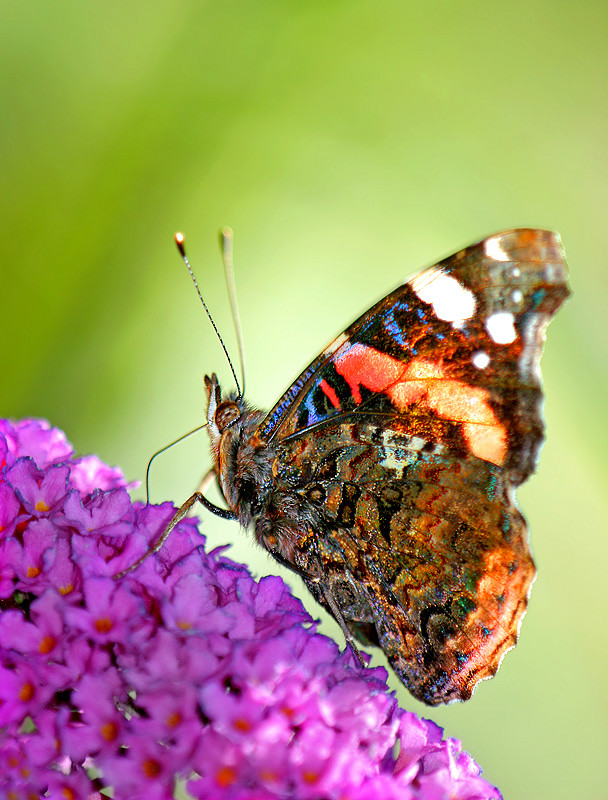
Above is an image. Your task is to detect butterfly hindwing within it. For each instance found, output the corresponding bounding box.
[268,418,533,703]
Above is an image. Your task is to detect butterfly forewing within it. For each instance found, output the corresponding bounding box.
[260,230,568,485]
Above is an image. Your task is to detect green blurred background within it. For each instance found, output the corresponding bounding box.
[2,1,606,797]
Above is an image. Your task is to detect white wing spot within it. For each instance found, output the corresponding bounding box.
[511,266,521,278]
[381,449,413,479]
[409,268,476,325]
[511,289,523,304]
[379,431,445,477]
[472,351,490,369]
[485,237,510,262]
[485,312,517,344]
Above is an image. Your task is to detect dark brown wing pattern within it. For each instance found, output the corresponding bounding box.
[255,229,569,705]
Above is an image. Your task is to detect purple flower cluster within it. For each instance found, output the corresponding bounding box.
[0,418,501,799]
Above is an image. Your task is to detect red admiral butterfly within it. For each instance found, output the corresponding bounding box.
[147,229,570,705]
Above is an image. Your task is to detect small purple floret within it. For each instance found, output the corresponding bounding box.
[0,418,501,799]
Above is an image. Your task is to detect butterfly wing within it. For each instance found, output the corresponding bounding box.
[259,229,569,486]
[270,423,535,704]
[255,229,569,704]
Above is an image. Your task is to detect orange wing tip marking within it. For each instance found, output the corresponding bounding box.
[450,548,534,693]
[335,345,507,465]
[462,423,507,465]
[335,342,402,398]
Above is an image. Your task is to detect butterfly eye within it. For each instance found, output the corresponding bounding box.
[215,401,241,432]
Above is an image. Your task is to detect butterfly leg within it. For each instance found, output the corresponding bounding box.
[301,540,369,668]
[315,579,367,669]
[263,545,367,669]
[113,491,236,579]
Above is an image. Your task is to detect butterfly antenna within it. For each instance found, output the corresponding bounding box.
[145,423,207,504]
[174,232,242,398]
[219,227,247,399]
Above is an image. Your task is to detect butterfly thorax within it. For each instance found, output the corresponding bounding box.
[205,373,328,571]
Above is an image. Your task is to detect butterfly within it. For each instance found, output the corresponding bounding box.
[147,229,570,706]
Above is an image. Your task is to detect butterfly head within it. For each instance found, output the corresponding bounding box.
[204,372,271,523]
[204,373,243,445]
